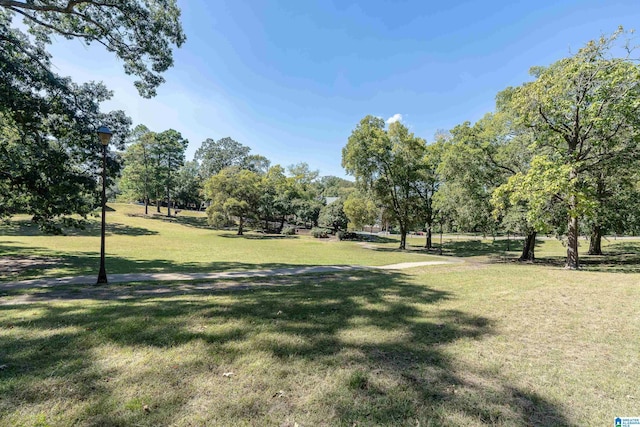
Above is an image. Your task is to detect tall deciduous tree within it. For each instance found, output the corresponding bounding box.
[119,125,159,214]
[434,121,498,236]
[204,167,262,235]
[318,198,348,233]
[507,28,640,269]
[156,129,188,216]
[342,116,427,249]
[1,0,183,230]
[173,161,202,209]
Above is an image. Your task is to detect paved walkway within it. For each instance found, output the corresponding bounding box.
[1,260,458,290]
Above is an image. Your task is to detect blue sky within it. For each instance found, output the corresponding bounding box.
[44,0,640,177]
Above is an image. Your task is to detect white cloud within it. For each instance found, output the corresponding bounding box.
[386,113,403,124]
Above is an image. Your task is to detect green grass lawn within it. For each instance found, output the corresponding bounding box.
[0,203,443,282]
[2,204,640,425]
[1,263,639,426]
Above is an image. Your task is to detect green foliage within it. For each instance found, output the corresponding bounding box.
[318,199,349,232]
[281,226,296,235]
[311,227,330,238]
[204,167,262,235]
[0,0,184,231]
[173,161,202,209]
[118,126,160,206]
[119,126,187,215]
[319,175,356,197]
[195,137,252,179]
[501,28,640,267]
[155,128,188,214]
[342,117,428,249]
[343,191,378,230]
[1,1,185,97]
[336,231,358,241]
[0,15,132,232]
[492,156,575,233]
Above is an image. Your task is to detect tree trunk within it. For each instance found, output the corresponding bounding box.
[566,213,579,269]
[588,225,603,255]
[156,197,161,213]
[399,224,407,250]
[279,216,285,233]
[144,197,149,215]
[166,186,171,216]
[566,169,580,269]
[424,224,432,249]
[519,232,537,261]
[237,216,244,235]
[166,166,172,217]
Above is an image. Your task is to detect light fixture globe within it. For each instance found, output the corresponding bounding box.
[97,126,113,146]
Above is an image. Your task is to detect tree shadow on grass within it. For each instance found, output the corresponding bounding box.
[0,243,331,283]
[0,219,158,237]
[438,239,526,258]
[0,270,573,426]
[411,238,640,273]
[535,253,640,273]
[218,233,299,240]
[135,212,212,230]
[362,238,527,260]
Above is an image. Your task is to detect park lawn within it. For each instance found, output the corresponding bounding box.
[1,262,639,426]
[0,203,443,282]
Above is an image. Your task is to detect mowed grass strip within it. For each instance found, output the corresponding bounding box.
[0,203,443,281]
[1,263,639,426]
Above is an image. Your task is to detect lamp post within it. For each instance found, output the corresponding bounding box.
[97,126,113,285]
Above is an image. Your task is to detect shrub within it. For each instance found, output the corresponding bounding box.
[282,226,296,235]
[311,227,329,238]
[336,231,358,241]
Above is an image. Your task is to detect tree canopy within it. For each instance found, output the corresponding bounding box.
[342,116,427,249]
[498,28,640,268]
[1,0,185,231]
[1,0,185,98]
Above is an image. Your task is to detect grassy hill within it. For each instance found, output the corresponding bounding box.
[0,203,449,282]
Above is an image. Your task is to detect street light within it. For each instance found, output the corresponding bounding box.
[97,125,113,284]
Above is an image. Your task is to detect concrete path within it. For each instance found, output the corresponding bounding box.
[1,260,458,290]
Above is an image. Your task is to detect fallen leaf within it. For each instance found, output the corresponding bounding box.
[222,372,234,378]
[143,404,150,413]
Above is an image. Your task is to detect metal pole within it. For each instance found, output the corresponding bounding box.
[97,144,108,284]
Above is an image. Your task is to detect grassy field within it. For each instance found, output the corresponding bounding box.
[0,203,443,282]
[1,204,640,426]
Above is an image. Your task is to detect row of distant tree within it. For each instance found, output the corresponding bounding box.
[342,28,640,269]
[117,128,361,234]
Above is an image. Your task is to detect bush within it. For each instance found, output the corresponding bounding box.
[311,227,329,238]
[336,231,358,241]
[282,226,296,235]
